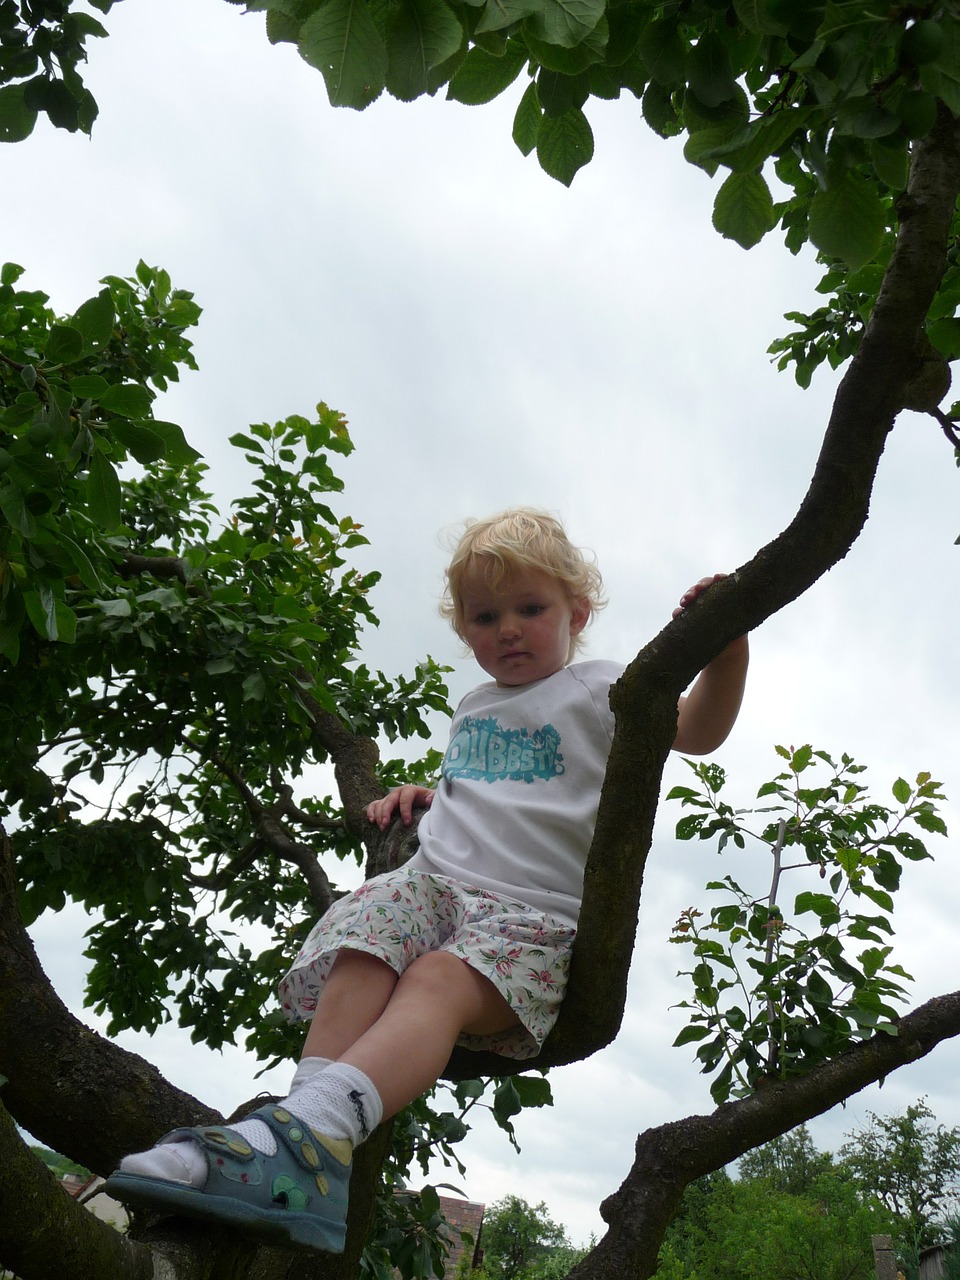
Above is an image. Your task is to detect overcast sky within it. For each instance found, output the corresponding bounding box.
[5,0,960,1247]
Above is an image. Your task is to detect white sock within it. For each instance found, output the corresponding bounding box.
[118,1055,337,1187]
[285,1062,382,1147]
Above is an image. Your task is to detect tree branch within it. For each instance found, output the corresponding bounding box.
[0,1099,159,1280]
[118,551,187,583]
[567,991,960,1280]
[198,743,337,916]
[555,112,960,1063]
[0,827,219,1172]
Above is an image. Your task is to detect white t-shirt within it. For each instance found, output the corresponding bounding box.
[406,660,623,927]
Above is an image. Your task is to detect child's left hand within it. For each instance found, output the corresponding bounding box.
[672,574,727,619]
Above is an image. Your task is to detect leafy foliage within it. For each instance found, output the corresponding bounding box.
[475,1194,574,1280]
[0,260,202,663]
[839,1099,960,1262]
[667,746,947,1103]
[11,3,960,401]
[232,0,960,268]
[736,1122,833,1195]
[655,1161,895,1280]
[0,262,452,1063]
[0,0,116,140]
[0,260,575,1279]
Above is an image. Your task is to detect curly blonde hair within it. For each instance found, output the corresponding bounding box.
[440,508,605,659]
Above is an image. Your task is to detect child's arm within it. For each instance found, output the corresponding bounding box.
[366,785,436,830]
[671,575,749,756]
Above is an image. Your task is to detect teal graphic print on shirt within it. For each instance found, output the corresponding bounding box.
[442,715,563,783]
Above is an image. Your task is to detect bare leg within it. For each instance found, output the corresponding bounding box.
[335,950,519,1119]
[301,949,400,1062]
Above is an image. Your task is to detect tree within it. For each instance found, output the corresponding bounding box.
[4,3,960,1280]
[480,1195,570,1280]
[737,1124,834,1197]
[840,1100,960,1267]
[655,1139,897,1280]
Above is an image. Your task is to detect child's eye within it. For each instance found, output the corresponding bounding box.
[520,604,545,617]
[475,611,496,625]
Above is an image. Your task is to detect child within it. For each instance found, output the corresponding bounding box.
[106,508,749,1253]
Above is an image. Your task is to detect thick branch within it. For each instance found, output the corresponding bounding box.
[0,1099,158,1280]
[119,551,187,583]
[557,114,960,1062]
[298,684,383,841]
[568,991,960,1280]
[0,827,219,1172]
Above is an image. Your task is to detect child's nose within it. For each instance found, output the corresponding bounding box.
[498,614,521,639]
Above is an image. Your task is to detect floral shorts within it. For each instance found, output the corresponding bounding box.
[278,868,576,1060]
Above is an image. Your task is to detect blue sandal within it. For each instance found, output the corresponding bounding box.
[104,1104,352,1254]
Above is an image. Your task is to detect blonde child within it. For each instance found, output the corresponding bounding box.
[107,509,749,1253]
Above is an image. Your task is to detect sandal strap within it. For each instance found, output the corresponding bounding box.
[161,1104,352,1175]
[251,1103,353,1173]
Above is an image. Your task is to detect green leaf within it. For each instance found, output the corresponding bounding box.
[637,18,686,86]
[22,586,76,645]
[267,9,302,42]
[684,123,750,176]
[0,483,37,538]
[24,585,58,642]
[869,135,909,191]
[86,450,122,529]
[69,374,110,398]
[492,1078,523,1121]
[525,0,604,50]
[475,0,540,35]
[111,420,167,464]
[712,170,775,249]
[0,85,36,143]
[44,325,84,365]
[536,69,589,117]
[688,32,738,107]
[512,80,542,155]
[150,421,203,465]
[536,105,593,185]
[642,79,682,138]
[59,533,101,589]
[243,671,267,700]
[674,1023,711,1046]
[732,0,788,35]
[447,42,526,104]
[892,776,911,804]
[99,382,155,418]
[794,890,841,923]
[511,1074,553,1107]
[808,172,887,270]
[920,20,960,116]
[71,289,116,352]
[525,19,606,75]
[386,0,465,99]
[299,0,389,109]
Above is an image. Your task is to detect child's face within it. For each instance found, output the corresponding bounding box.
[460,568,589,687]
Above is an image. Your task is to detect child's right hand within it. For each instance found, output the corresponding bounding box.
[365,786,436,830]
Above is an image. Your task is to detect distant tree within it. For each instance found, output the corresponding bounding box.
[481,1196,570,1280]
[30,1145,92,1180]
[941,1217,960,1280]
[655,1163,896,1280]
[840,1100,960,1266]
[738,1124,835,1197]
[524,1244,589,1280]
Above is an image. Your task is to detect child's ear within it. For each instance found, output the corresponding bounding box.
[570,598,590,635]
